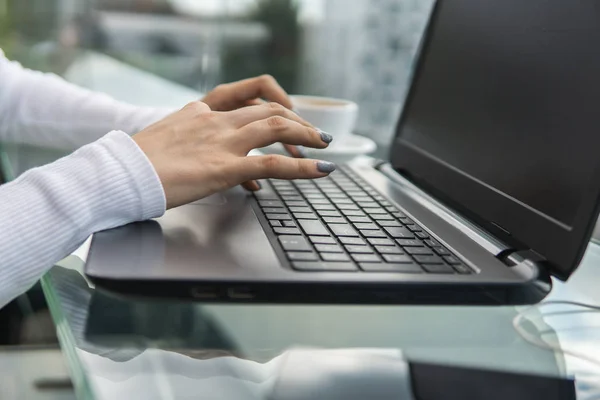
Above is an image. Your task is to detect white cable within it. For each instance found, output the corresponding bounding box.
[512,301,600,369]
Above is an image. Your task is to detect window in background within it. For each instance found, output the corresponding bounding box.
[0,0,434,145]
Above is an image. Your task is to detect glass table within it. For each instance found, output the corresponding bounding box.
[1,53,600,400]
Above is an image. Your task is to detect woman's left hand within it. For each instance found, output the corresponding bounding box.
[202,75,307,171]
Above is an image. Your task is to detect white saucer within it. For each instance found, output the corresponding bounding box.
[262,133,377,163]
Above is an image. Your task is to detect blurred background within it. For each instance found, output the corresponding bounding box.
[0,0,434,146]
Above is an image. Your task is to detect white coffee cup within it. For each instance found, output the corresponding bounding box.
[291,95,358,143]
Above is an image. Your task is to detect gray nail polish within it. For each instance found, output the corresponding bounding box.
[318,129,333,144]
[316,161,337,173]
[296,145,307,158]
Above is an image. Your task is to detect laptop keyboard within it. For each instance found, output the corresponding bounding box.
[254,167,471,274]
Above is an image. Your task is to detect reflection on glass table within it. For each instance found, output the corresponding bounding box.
[42,245,600,400]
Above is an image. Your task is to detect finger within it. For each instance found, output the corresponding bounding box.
[226,102,314,129]
[242,180,261,191]
[240,155,337,181]
[284,143,307,158]
[244,98,264,107]
[236,116,332,152]
[229,75,293,109]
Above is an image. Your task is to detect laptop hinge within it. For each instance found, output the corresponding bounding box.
[374,161,512,257]
[500,249,546,267]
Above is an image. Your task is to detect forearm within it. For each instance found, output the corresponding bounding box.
[0,131,165,308]
[0,51,175,149]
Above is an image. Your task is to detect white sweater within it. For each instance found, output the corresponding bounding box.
[0,51,175,309]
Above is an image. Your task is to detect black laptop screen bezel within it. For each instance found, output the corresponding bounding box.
[389,1,600,280]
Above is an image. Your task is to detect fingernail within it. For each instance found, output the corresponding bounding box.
[296,145,307,158]
[316,161,337,173]
[256,181,262,190]
[318,129,333,144]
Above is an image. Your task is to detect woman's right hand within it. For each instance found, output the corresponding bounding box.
[133,101,335,209]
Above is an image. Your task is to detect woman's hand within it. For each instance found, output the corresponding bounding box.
[201,75,306,163]
[133,101,335,209]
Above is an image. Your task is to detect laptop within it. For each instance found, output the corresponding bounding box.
[85,0,600,305]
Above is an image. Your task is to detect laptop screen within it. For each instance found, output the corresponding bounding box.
[390,0,600,278]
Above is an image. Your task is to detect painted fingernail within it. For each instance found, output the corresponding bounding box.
[318,129,333,144]
[316,161,337,173]
[296,145,307,158]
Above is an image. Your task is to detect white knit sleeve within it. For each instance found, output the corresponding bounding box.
[0,50,176,149]
[0,131,166,309]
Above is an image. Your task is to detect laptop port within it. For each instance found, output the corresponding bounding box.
[190,286,218,299]
[227,287,255,300]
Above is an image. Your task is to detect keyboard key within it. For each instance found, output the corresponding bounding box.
[396,239,424,247]
[294,212,318,220]
[345,245,375,254]
[424,239,441,247]
[328,193,349,199]
[310,236,337,245]
[337,203,360,210]
[287,252,318,261]
[315,244,344,253]
[385,206,399,212]
[379,201,393,207]
[279,236,312,252]
[266,213,292,220]
[416,232,430,239]
[405,224,422,232]
[451,263,472,274]
[313,204,335,211]
[444,256,462,265]
[292,261,357,272]
[383,227,415,238]
[352,254,381,263]
[339,237,367,245]
[361,230,388,238]
[359,263,422,273]
[354,196,372,202]
[281,195,303,201]
[298,219,329,236]
[342,210,366,217]
[305,193,326,199]
[286,201,308,207]
[433,247,452,256]
[263,207,286,214]
[363,208,388,215]
[289,207,312,213]
[259,200,283,208]
[377,220,402,227]
[382,254,413,263]
[347,216,372,223]
[371,214,395,221]
[376,246,404,254]
[283,221,297,227]
[329,224,360,237]
[322,253,351,262]
[353,223,379,230]
[413,255,444,264]
[270,220,282,227]
[421,264,455,274]
[323,217,346,224]
[356,201,379,208]
[309,199,333,204]
[274,227,302,235]
[368,238,395,246]
[318,210,342,217]
[406,247,434,255]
